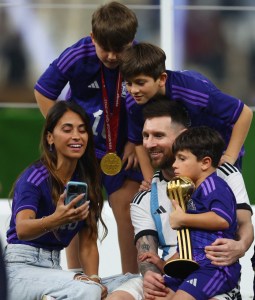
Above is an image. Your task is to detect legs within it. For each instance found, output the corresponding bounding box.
[109,179,140,273]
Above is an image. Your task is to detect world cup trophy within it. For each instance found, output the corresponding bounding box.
[163,176,199,279]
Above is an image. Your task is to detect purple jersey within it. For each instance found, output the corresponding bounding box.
[34,36,132,159]
[126,69,244,159]
[187,172,238,266]
[6,162,85,251]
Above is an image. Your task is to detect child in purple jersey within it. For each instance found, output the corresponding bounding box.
[3,101,139,300]
[34,1,141,273]
[162,126,241,300]
[119,42,253,181]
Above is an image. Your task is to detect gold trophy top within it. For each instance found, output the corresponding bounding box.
[166,176,195,205]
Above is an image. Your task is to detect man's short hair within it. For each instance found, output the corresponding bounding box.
[142,96,191,129]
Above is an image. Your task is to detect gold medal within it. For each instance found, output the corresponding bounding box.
[100,153,122,176]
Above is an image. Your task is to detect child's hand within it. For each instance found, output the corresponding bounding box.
[219,153,235,166]
[122,141,138,170]
[170,199,186,229]
[138,252,165,273]
[139,179,152,192]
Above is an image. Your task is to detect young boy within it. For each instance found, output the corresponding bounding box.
[164,126,241,300]
[34,1,141,274]
[119,42,253,179]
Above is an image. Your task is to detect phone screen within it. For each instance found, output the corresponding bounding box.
[65,181,88,208]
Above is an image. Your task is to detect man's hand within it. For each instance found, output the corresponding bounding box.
[205,238,245,266]
[143,270,169,300]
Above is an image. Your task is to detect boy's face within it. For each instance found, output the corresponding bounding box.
[125,74,166,104]
[91,33,131,69]
[172,150,202,184]
[142,116,178,170]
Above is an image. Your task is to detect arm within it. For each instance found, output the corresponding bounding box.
[135,144,154,182]
[78,227,99,276]
[136,235,169,299]
[205,209,254,266]
[170,200,229,231]
[16,193,89,240]
[221,104,253,165]
[122,141,138,170]
[34,89,55,118]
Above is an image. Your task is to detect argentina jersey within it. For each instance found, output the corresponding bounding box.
[131,170,177,261]
[187,172,237,265]
[35,36,128,159]
[165,69,244,159]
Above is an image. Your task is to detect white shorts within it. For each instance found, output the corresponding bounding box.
[111,276,143,300]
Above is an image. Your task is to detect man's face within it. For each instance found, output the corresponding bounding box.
[125,74,166,104]
[142,116,179,170]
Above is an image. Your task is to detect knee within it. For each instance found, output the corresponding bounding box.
[73,282,102,300]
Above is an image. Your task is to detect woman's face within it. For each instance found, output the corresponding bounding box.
[47,110,88,164]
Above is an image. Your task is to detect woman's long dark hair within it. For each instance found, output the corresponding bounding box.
[41,100,107,240]
[10,101,107,240]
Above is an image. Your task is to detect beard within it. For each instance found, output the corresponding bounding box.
[150,154,175,171]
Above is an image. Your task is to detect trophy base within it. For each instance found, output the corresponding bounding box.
[164,259,199,279]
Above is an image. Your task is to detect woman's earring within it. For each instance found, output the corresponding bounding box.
[49,144,53,152]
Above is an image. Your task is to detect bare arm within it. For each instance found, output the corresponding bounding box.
[136,235,169,299]
[205,209,254,266]
[136,235,160,276]
[170,200,229,231]
[16,193,89,240]
[78,227,99,276]
[34,89,55,118]
[135,145,154,182]
[221,104,253,165]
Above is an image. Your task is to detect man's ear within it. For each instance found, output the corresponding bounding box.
[159,72,167,87]
[201,156,212,171]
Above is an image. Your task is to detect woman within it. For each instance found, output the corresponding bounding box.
[3,101,107,299]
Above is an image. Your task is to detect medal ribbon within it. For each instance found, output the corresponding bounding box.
[101,66,122,153]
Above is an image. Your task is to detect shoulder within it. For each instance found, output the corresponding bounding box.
[200,172,229,197]
[18,162,49,187]
[57,36,97,72]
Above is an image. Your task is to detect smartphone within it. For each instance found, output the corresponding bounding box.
[65,181,88,208]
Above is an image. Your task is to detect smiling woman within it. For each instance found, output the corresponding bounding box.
[2,101,109,300]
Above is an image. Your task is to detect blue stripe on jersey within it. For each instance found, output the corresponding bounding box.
[171,84,208,107]
[201,177,216,196]
[126,93,136,109]
[218,162,238,176]
[27,166,49,186]
[35,82,56,98]
[151,182,169,259]
[203,269,226,297]
[57,43,95,73]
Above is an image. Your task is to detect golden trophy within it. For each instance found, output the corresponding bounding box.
[163,176,199,279]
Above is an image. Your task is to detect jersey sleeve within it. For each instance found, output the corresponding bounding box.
[13,179,41,218]
[131,191,158,243]
[34,62,68,100]
[126,93,144,144]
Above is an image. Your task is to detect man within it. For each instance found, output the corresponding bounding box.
[107,97,253,300]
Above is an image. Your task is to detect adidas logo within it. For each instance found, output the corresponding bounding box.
[88,81,100,89]
[186,278,197,287]
[154,205,166,214]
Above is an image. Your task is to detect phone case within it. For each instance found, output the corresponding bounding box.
[65,181,88,208]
